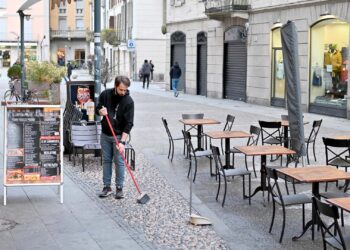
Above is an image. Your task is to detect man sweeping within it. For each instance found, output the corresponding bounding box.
[96,76,134,199]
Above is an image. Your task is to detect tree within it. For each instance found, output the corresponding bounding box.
[101,29,119,46]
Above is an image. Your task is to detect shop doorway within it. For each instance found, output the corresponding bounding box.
[309,15,349,118]
[271,25,286,107]
[197,31,207,96]
[75,49,85,68]
[223,26,247,101]
[170,31,186,91]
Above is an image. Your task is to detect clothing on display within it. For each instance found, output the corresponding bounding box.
[312,65,322,86]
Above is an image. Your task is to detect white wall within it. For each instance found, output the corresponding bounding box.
[167,0,207,23]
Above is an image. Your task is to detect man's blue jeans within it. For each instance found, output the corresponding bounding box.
[172,78,179,94]
[101,132,125,187]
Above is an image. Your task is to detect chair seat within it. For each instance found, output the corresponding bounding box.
[329,158,350,168]
[264,138,282,145]
[326,234,350,249]
[230,147,241,153]
[319,191,350,199]
[219,168,250,177]
[275,193,311,206]
[191,150,212,157]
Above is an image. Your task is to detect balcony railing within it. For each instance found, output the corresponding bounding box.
[50,30,86,39]
[205,0,250,14]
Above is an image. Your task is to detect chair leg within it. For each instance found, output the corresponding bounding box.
[244,156,249,172]
[171,140,175,162]
[306,142,310,164]
[73,147,76,167]
[167,139,171,159]
[302,204,305,230]
[251,156,257,178]
[82,149,85,172]
[242,175,245,200]
[232,153,235,168]
[313,142,317,162]
[248,174,251,205]
[280,206,286,243]
[269,199,276,233]
[341,209,344,227]
[216,174,221,202]
[222,176,227,207]
[193,158,198,183]
[187,156,192,178]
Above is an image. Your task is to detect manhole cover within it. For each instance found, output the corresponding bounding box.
[0,218,17,231]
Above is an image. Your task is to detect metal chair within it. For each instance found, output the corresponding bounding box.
[230,125,261,177]
[305,120,322,164]
[182,113,204,151]
[259,120,283,163]
[183,130,212,182]
[211,146,251,207]
[220,114,235,154]
[313,197,350,250]
[266,168,311,243]
[70,121,102,172]
[124,134,136,171]
[161,117,184,162]
[323,137,350,191]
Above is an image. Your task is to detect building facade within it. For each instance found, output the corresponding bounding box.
[166,0,350,119]
[106,0,166,80]
[49,0,92,66]
[0,0,49,67]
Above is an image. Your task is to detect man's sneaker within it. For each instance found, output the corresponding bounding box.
[115,186,124,199]
[98,186,112,198]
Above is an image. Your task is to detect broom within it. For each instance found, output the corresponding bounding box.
[104,114,150,204]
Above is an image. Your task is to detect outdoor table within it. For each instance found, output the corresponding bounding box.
[179,118,220,151]
[235,145,295,199]
[205,130,253,169]
[327,197,350,213]
[277,166,350,241]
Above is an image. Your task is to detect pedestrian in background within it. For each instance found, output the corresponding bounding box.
[67,62,73,81]
[170,61,182,97]
[141,59,151,89]
[96,76,134,199]
[150,60,154,82]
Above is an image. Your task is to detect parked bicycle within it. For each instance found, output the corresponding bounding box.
[3,79,39,104]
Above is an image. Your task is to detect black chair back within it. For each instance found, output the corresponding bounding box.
[182,113,204,119]
[266,168,284,204]
[183,130,195,155]
[312,197,346,249]
[161,117,172,140]
[258,121,282,145]
[248,125,261,146]
[307,119,322,143]
[211,145,224,174]
[223,114,235,132]
[323,137,350,166]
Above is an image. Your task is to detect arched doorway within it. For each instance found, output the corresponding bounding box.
[197,31,207,96]
[309,15,349,118]
[271,24,286,107]
[223,26,247,101]
[171,31,186,91]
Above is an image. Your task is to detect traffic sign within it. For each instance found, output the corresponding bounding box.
[127,39,136,48]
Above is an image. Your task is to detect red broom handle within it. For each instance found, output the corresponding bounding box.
[104,114,142,194]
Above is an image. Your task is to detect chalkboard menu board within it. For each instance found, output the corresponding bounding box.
[5,106,62,185]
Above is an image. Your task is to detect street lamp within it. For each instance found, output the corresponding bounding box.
[17,10,31,98]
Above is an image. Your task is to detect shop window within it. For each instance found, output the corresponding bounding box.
[271,25,285,107]
[310,17,349,110]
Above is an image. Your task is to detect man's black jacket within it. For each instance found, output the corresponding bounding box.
[95,88,134,136]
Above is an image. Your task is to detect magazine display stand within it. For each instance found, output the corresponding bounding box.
[3,104,63,205]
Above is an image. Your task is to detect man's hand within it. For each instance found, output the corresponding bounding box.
[99,106,108,116]
[116,143,125,155]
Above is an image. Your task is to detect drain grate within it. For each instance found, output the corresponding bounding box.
[0,218,17,232]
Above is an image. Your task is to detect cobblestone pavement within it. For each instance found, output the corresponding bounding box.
[64,153,228,249]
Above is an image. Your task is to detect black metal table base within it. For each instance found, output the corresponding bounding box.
[292,220,314,241]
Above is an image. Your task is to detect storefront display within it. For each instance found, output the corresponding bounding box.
[271,25,286,107]
[3,105,63,205]
[309,16,349,117]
